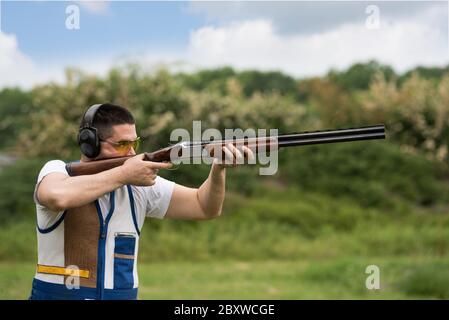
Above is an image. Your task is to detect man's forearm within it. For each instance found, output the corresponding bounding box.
[197,163,226,218]
[45,166,126,210]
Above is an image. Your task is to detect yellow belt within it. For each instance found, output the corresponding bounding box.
[36,264,90,279]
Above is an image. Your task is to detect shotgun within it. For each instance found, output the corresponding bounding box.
[66,124,386,176]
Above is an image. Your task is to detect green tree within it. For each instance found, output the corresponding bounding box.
[0,88,33,150]
[399,65,449,84]
[328,60,396,91]
[236,70,298,97]
[179,67,236,94]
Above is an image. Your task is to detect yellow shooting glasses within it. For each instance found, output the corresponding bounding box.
[101,137,141,154]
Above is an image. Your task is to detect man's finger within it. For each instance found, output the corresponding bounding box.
[227,143,244,164]
[241,145,255,162]
[146,161,174,169]
[135,153,146,160]
[222,146,235,165]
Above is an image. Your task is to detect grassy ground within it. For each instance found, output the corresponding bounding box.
[2,256,449,299]
[2,147,449,300]
[2,187,449,300]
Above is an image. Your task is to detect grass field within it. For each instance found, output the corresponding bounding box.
[2,256,449,299]
[2,186,449,300]
[2,149,449,300]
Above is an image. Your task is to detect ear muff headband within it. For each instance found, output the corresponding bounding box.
[82,104,102,129]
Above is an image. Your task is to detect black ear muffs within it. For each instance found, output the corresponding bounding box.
[78,104,103,158]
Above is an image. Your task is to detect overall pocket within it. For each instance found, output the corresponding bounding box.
[113,232,136,289]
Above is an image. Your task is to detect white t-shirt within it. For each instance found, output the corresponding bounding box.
[34,160,175,230]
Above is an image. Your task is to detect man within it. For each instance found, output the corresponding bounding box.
[30,103,254,300]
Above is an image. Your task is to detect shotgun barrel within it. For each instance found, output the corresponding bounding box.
[277,124,385,147]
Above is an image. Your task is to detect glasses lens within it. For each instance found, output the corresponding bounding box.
[133,138,140,152]
[116,142,129,153]
[114,138,140,153]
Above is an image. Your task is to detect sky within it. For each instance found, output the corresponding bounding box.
[0,0,448,88]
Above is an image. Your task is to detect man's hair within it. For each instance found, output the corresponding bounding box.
[80,103,135,139]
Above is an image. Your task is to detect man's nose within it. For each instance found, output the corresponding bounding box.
[127,147,136,156]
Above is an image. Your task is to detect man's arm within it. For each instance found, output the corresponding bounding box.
[37,167,126,212]
[164,144,253,220]
[37,154,172,212]
[165,163,226,220]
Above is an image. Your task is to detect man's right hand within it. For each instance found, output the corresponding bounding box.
[118,154,173,186]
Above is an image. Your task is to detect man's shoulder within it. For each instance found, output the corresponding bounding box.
[39,159,67,172]
[37,159,69,182]
[42,159,67,167]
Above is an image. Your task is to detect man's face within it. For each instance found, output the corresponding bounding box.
[98,124,139,159]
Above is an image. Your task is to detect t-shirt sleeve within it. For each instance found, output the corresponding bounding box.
[34,160,68,230]
[145,176,175,219]
[34,160,68,206]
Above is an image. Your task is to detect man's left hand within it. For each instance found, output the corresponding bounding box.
[213,143,255,168]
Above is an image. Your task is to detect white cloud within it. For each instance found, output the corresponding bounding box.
[187,1,441,36]
[0,31,114,89]
[186,12,448,77]
[0,32,42,88]
[1,3,447,89]
[76,0,110,14]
